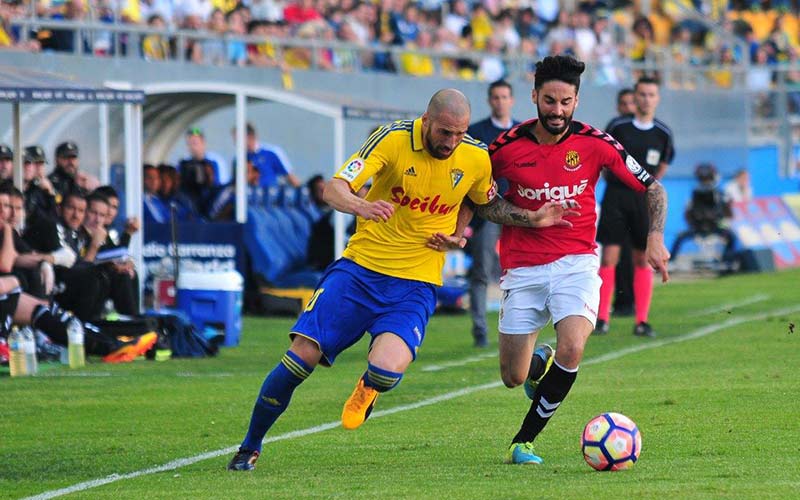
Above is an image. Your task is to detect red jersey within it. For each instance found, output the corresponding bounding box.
[490,119,654,269]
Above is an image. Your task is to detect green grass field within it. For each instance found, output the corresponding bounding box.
[2,269,799,499]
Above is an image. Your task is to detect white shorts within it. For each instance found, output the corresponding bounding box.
[498,254,601,334]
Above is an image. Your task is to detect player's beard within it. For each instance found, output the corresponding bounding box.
[423,128,455,160]
[537,104,574,136]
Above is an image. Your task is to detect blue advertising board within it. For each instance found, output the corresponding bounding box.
[143,222,245,290]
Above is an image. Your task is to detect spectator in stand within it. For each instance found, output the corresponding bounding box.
[469,3,493,50]
[283,0,322,26]
[443,0,469,38]
[250,0,285,22]
[0,145,13,189]
[723,169,753,204]
[227,8,249,66]
[49,141,82,199]
[495,9,521,52]
[194,9,229,65]
[247,20,289,70]
[345,1,375,46]
[158,163,199,220]
[478,36,506,82]
[142,14,172,61]
[178,127,230,205]
[234,122,301,188]
[140,0,176,28]
[23,145,58,224]
[175,0,214,24]
[144,164,170,224]
[44,0,90,53]
[0,1,40,52]
[400,29,436,76]
[516,8,548,41]
[393,2,421,45]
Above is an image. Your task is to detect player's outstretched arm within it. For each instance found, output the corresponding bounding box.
[475,197,580,228]
[645,181,671,282]
[426,203,473,252]
[323,178,395,222]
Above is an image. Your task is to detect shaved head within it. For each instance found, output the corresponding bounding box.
[421,89,471,160]
[426,89,471,120]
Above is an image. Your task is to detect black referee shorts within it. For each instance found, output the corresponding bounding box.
[596,184,649,251]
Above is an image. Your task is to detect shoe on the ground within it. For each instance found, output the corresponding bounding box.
[593,319,609,336]
[505,442,543,465]
[473,335,489,348]
[342,378,379,430]
[633,322,657,338]
[524,344,554,400]
[227,447,260,471]
[102,332,158,363]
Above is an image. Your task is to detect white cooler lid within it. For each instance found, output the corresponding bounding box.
[177,271,243,291]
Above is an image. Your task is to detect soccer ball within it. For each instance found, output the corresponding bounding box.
[581,412,642,471]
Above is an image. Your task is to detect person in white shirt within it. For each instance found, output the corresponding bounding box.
[723,169,753,204]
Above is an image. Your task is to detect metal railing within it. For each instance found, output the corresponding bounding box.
[8,17,800,176]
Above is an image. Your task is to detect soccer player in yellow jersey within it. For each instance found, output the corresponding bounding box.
[228,89,580,471]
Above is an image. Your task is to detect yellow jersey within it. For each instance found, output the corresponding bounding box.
[335,117,496,285]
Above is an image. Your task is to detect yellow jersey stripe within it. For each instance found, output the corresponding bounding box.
[358,125,390,158]
[359,121,413,159]
[462,137,488,150]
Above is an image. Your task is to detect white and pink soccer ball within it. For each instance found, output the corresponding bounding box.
[581,412,642,471]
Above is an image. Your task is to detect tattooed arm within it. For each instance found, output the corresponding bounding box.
[475,196,580,228]
[426,197,580,252]
[645,180,671,282]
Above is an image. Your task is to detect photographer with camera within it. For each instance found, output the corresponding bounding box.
[670,162,737,265]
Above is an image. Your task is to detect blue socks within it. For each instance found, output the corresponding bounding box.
[241,351,313,451]
[363,363,403,393]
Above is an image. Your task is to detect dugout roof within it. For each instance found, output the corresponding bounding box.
[0,64,145,292]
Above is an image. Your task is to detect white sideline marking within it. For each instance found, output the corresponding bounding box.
[421,351,497,372]
[24,305,800,500]
[422,336,557,372]
[688,293,771,317]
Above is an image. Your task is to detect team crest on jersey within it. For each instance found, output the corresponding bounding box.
[340,158,364,182]
[563,150,582,171]
[450,168,464,189]
[625,154,643,175]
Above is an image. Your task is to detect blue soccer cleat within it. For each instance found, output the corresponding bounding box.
[524,344,554,400]
[505,442,543,465]
[227,447,260,471]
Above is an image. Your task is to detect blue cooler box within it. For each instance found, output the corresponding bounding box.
[176,271,243,347]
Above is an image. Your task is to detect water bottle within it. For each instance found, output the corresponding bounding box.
[67,319,86,369]
[21,327,38,375]
[8,327,27,376]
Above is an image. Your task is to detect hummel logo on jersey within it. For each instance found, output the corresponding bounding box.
[404,166,417,176]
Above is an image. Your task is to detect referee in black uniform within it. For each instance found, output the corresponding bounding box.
[595,77,674,338]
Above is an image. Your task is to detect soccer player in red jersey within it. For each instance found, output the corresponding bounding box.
[476,55,670,464]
